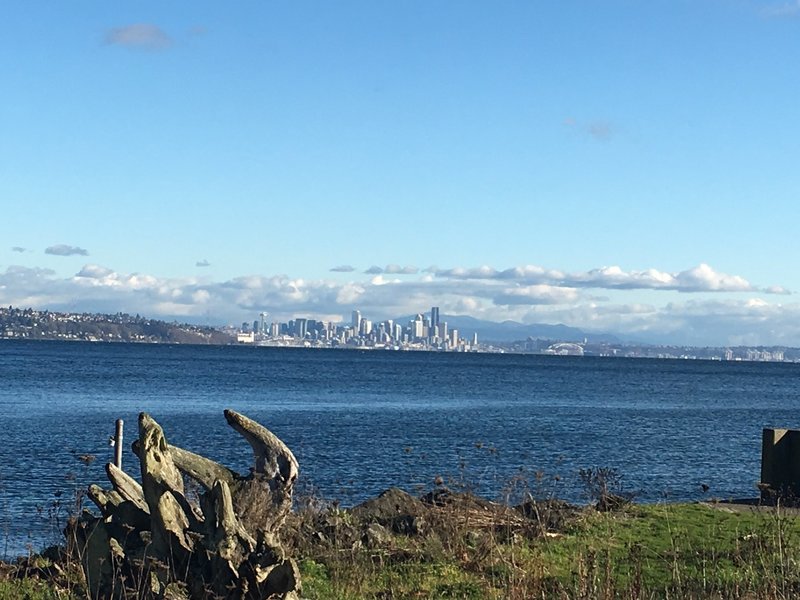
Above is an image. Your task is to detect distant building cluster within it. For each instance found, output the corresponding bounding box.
[512,337,795,362]
[738,348,784,362]
[236,306,479,352]
[0,306,152,342]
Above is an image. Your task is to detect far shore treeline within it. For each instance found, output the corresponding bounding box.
[0,306,232,345]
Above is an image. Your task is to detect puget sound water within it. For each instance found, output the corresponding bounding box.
[1,338,799,556]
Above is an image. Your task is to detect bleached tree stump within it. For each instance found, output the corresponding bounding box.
[68,410,300,599]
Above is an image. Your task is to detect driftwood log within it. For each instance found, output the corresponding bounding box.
[67,410,300,599]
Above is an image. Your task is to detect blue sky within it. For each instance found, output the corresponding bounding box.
[2,1,800,345]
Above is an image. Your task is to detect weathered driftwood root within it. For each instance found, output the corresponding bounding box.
[67,410,300,599]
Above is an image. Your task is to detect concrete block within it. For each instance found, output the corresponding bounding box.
[761,428,800,501]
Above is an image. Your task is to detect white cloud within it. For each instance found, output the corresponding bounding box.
[364,265,420,275]
[672,263,751,292]
[438,265,499,279]
[493,285,581,306]
[384,264,419,275]
[435,262,775,294]
[745,298,769,308]
[76,264,114,279]
[2,265,56,281]
[764,285,792,295]
[762,1,800,17]
[563,117,616,141]
[45,244,89,257]
[497,265,566,281]
[192,290,210,303]
[335,282,364,305]
[105,24,172,50]
[587,121,613,141]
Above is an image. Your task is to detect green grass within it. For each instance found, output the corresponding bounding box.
[531,503,800,594]
[299,558,487,600]
[0,579,70,600]
[8,499,800,599]
[297,502,800,599]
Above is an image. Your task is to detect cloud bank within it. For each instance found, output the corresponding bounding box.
[434,263,774,294]
[0,261,794,346]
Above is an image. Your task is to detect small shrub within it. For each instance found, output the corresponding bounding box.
[579,467,634,511]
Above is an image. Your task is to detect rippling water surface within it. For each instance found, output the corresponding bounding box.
[1,339,798,556]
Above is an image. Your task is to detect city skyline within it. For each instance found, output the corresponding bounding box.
[236,305,477,351]
[2,2,800,347]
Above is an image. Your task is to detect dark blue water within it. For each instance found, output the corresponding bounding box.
[1,339,798,556]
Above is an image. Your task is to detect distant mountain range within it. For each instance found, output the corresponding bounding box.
[397,314,621,344]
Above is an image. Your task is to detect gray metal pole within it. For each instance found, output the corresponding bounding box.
[114,419,124,469]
